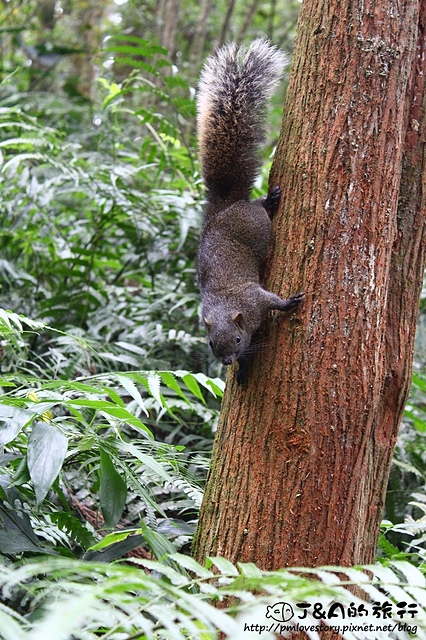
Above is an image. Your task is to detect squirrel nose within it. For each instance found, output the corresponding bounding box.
[222,356,235,366]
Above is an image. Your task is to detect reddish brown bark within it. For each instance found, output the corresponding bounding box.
[193,0,426,570]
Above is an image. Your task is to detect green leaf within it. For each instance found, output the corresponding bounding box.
[115,374,148,416]
[87,528,140,551]
[0,528,42,555]
[27,422,68,506]
[0,477,54,555]
[29,592,98,640]
[168,553,214,578]
[12,456,30,486]
[0,404,33,445]
[178,372,205,404]
[236,562,263,577]
[50,512,95,549]
[0,610,29,640]
[159,371,191,405]
[139,519,177,560]
[389,559,426,587]
[147,372,163,406]
[119,442,174,482]
[193,373,225,398]
[412,373,426,392]
[99,448,127,529]
[206,556,239,576]
[0,499,42,555]
[85,535,145,562]
[66,399,153,436]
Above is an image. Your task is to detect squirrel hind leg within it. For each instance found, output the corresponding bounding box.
[257,185,281,218]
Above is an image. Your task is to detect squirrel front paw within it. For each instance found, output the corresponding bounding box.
[278,291,305,311]
[236,355,249,384]
[266,291,305,312]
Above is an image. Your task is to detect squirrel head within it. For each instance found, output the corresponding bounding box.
[204,311,250,365]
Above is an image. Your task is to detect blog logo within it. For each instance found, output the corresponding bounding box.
[266,602,294,623]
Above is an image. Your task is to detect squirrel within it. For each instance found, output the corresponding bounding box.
[196,39,304,382]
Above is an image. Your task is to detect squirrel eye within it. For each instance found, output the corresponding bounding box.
[236,336,241,344]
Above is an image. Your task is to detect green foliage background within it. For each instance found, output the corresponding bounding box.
[0,0,425,637]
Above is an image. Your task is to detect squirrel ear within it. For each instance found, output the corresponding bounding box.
[204,317,212,330]
[232,312,245,330]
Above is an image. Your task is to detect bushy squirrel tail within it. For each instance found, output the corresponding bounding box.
[197,39,287,204]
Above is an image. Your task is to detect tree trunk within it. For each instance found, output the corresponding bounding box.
[193,0,426,570]
[70,0,105,101]
[156,0,180,60]
[190,0,214,69]
[235,0,261,45]
[217,0,236,47]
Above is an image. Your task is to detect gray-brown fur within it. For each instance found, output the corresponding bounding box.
[197,40,303,380]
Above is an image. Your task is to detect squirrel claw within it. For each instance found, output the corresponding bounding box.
[286,292,305,309]
[262,185,281,215]
[236,355,249,384]
[275,291,305,312]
